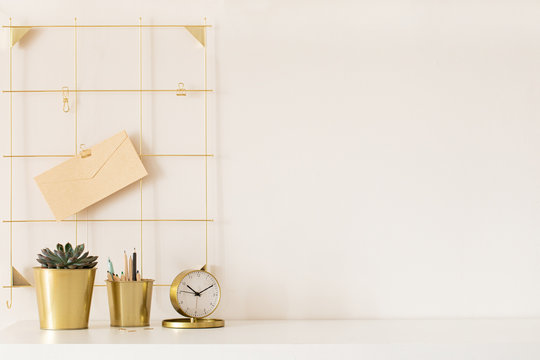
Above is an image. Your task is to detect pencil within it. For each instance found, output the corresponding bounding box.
[121,271,125,281]
[128,255,132,281]
[108,257,114,275]
[107,271,113,281]
[124,251,128,281]
[136,270,141,281]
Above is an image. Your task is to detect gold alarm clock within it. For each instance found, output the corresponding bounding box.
[162,267,224,329]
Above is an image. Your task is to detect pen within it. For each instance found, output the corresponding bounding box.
[132,248,137,281]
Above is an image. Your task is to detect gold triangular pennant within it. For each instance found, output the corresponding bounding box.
[185,26,206,47]
[10,27,32,47]
[12,266,30,286]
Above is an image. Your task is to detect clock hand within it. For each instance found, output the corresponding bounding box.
[179,290,196,295]
[198,285,214,294]
[186,285,200,296]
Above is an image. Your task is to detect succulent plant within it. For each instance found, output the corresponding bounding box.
[37,242,98,269]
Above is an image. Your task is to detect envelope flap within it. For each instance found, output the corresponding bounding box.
[36,130,129,184]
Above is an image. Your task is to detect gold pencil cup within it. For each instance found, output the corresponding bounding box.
[106,279,154,327]
[33,267,97,330]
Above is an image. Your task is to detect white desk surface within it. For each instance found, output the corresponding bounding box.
[1,319,540,344]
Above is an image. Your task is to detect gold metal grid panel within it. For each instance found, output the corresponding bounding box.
[4,18,212,306]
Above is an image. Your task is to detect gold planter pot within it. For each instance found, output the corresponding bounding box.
[33,267,97,330]
[106,279,154,327]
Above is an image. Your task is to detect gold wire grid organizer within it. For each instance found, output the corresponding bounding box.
[4,18,213,307]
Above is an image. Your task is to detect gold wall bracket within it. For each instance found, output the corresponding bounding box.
[185,26,206,47]
[12,266,31,286]
[10,27,31,47]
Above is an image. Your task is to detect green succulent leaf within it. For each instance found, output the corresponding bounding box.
[65,243,74,258]
[54,249,67,264]
[42,248,62,263]
[37,254,48,261]
[73,244,85,258]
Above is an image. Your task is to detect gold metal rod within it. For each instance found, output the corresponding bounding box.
[3,219,213,223]
[94,284,171,287]
[139,16,143,277]
[74,17,78,247]
[3,154,74,157]
[2,89,213,93]
[7,17,13,309]
[3,154,214,158]
[74,17,78,159]
[141,154,214,157]
[204,17,209,269]
[3,25,212,28]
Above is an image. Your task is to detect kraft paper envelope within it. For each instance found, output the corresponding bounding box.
[35,130,148,221]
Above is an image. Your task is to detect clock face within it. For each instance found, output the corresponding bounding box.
[175,270,221,318]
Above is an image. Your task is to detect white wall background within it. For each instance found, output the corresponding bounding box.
[1,0,540,328]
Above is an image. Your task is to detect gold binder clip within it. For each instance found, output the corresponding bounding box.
[176,82,187,96]
[79,144,91,158]
[62,86,70,113]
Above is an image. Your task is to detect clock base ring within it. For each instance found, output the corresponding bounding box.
[162,318,225,329]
